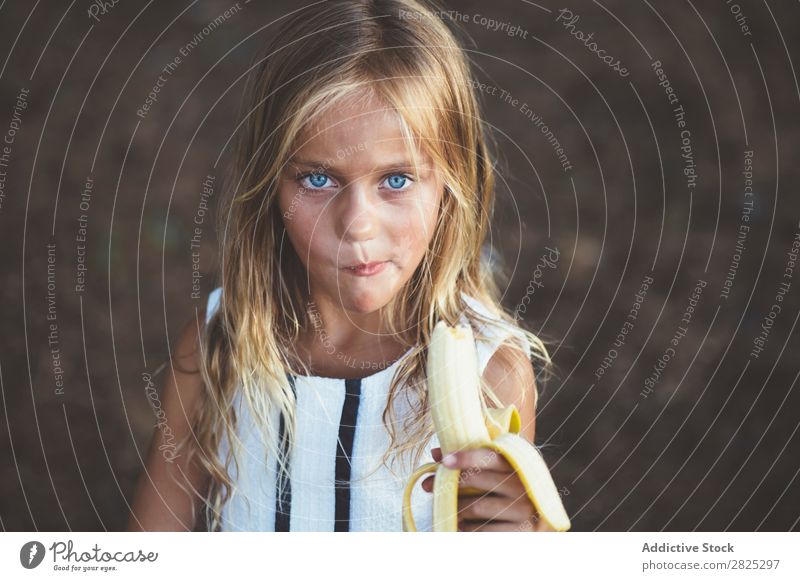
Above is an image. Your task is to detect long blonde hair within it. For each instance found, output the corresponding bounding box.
[189,0,555,531]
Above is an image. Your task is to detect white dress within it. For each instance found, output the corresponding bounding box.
[204,287,530,531]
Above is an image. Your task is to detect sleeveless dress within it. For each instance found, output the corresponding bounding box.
[204,287,531,532]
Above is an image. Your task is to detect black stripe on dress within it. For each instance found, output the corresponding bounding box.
[274,373,297,532]
[334,378,362,532]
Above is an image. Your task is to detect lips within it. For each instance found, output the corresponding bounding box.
[342,260,389,276]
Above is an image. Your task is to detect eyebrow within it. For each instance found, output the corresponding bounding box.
[288,158,429,172]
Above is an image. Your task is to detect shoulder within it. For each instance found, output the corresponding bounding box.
[170,308,207,387]
[483,342,537,442]
[459,292,532,374]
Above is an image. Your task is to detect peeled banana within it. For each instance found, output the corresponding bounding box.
[402,320,571,532]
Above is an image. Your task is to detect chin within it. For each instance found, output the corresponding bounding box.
[342,289,393,314]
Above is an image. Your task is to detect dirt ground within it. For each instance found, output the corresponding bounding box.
[0,0,798,531]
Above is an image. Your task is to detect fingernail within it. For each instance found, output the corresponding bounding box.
[442,453,457,468]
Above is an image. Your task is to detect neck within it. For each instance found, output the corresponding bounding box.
[295,292,408,377]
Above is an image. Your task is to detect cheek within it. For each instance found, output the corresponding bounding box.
[278,191,317,264]
[286,213,327,269]
[390,194,440,259]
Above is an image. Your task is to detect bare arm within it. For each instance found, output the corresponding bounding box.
[127,310,210,531]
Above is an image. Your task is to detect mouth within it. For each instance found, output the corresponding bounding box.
[342,260,389,277]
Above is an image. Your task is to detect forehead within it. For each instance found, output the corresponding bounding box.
[290,93,430,172]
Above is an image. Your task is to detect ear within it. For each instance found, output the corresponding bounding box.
[482,341,538,443]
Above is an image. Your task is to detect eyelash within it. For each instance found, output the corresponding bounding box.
[295,172,416,194]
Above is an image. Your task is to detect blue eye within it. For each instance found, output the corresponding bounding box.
[383,173,413,191]
[297,171,414,193]
[302,172,333,189]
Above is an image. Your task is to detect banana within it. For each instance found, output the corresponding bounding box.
[402,320,571,532]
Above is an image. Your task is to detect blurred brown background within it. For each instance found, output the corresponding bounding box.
[1,0,798,531]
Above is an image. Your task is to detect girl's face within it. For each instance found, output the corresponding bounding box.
[277,94,444,316]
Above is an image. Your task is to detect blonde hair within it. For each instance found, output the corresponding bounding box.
[188,0,555,531]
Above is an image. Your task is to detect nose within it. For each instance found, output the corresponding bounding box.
[335,180,379,243]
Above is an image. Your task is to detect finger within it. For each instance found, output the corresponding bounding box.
[423,478,507,497]
[431,447,442,462]
[460,517,546,533]
[423,470,522,496]
[516,510,560,532]
[458,519,519,532]
[443,448,512,472]
[533,515,556,532]
[458,466,526,497]
[457,493,535,523]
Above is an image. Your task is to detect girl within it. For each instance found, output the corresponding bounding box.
[129,0,555,532]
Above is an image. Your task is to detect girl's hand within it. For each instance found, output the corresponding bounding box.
[421,447,553,532]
